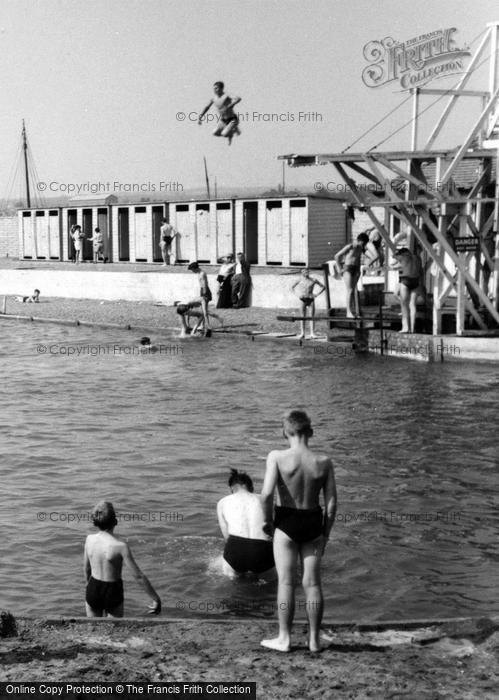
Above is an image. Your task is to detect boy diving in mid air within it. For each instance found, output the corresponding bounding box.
[198,81,241,145]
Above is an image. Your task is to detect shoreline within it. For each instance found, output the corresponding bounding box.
[2,616,499,697]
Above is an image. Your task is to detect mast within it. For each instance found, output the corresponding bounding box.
[22,120,31,208]
[203,156,211,199]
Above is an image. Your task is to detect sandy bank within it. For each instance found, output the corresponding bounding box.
[1,617,499,698]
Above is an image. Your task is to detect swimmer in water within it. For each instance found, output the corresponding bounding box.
[198,81,242,145]
[84,501,161,617]
[217,469,276,580]
[260,410,336,653]
[291,269,325,339]
[138,336,159,353]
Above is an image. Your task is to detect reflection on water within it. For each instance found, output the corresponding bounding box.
[1,322,498,620]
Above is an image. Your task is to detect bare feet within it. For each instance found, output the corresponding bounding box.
[296,333,305,339]
[309,637,322,653]
[261,637,290,653]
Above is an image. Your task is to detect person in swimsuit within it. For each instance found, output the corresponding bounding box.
[175,301,222,338]
[334,233,369,318]
[198,81,242,145]
[15,288,40,303]
[291,268,326,339]
[84,501,161,617]
[217,469,276,580]
[71,225,85,264]
[87,228,105,263]
[159,218,178,266]
[187,262,213,333]
[391,247,424,333]
[260,410,336,653]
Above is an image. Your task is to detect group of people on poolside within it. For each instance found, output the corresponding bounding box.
[70,225,106,264]
[84,410,336,653]
[334,228,425,333]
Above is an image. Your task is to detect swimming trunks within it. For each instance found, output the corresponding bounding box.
[274,506,323,544]
[343,264,359,274]
[86,576,124,613]
[300,296,314,306]
[200,288,213,302]
[399,276,419,291]
[223,535,275,574]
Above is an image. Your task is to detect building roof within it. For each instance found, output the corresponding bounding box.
[67,194,118,206]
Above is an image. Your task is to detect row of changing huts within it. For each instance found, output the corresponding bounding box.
[18,193,350,267]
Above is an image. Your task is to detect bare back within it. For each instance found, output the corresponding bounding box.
[85,532,125,581]
[273,446,331,509]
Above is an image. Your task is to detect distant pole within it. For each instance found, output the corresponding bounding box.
[214,176,218,199]
[22,120,31,208]
[282,160,286,194]
[203,156,211,199]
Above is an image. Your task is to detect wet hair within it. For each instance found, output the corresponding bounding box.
[139,336,151,345]
[34,289,40,294]
[92,501,118,530]
[187,262,199,271]
[357,233,369,245]
[214,81,224,90]
[228,468,254,492]
[176,304,188,315]
[282,409,313,439]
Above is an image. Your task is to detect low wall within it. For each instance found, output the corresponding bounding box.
[0,268,347,310]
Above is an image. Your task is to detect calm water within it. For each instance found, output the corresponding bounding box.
[1,320,498,621]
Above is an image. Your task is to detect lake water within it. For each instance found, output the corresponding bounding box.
[1,320,498,621]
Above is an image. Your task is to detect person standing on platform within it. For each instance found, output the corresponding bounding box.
[231,252,251,308]
[291,268,326,339]
[159,218,178,266]
[392,247,424,333]
[334,233,369,317]
[260,410,336,653]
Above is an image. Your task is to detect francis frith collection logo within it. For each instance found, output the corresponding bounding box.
[362,28,470,90]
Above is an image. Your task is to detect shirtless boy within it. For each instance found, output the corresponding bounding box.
[198,81,241,145]
[334,232,369,317]
[291,269,325,339]
[159,218,178,266]
[217,468,275,580]
[260,410,336,653]
[187,262,212,332]
[175,300,222,337]
[84,501,161,617]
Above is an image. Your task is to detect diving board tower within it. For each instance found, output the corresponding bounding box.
[280,22,499,335]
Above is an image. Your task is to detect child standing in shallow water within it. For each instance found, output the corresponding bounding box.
[84,501,161,617]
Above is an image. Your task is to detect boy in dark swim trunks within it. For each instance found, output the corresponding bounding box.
[217,469,275,580]
[334,233,369,318]
[84,501,161,617]
[260,410,336,652]
[187,261,212,333]
[391,248,424,333]
[291,269,326,339]
[198,81,242,146]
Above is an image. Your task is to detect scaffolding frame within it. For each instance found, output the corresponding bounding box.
[279,22,499,335]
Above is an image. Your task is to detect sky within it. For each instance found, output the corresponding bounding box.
[1,0,498,203]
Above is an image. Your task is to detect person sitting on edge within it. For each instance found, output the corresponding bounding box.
[15,289,40,303]
[159,218,178,266]
[175,301,222,337]
[87,227,105,263]
[291,268,326,339]
[84,500,161,618]
[217,468,276,580]
[334,233,369,318]
[260,410,337,653]
[391,247,424,333]
[187,261,212,331]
